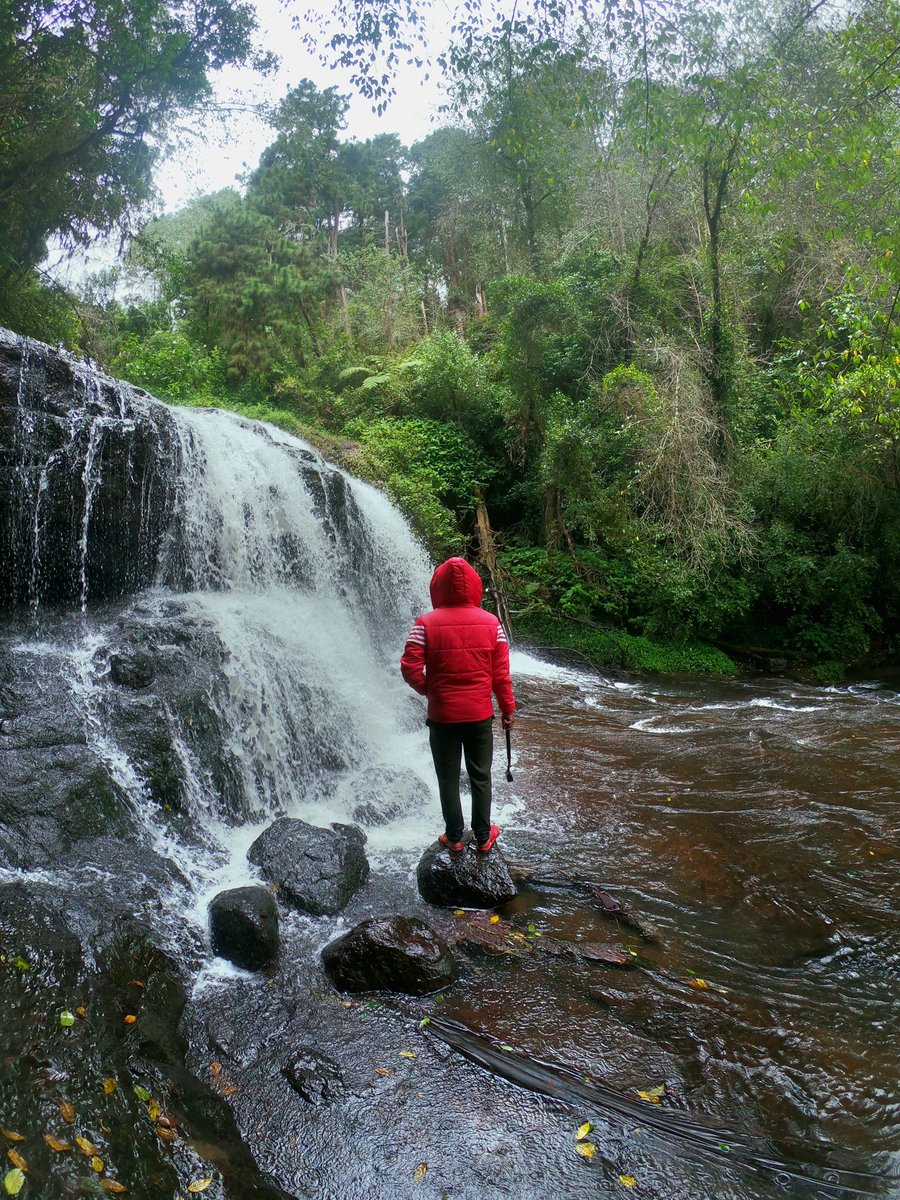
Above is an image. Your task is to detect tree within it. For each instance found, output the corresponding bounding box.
[0,0,264,284]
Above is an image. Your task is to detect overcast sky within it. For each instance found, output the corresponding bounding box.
[48,0,449,285]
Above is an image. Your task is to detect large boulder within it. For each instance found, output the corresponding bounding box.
[209,886,279,972]
[247,817,369,916]
[417,842,518,909]
[321,915,457,995]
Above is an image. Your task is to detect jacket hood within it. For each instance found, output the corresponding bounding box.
[430,557,483,608]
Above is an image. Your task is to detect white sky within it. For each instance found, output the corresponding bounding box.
[48,0,449,285]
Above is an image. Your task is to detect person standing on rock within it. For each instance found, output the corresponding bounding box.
[400,557,515,854]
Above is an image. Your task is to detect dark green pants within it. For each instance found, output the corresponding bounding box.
[428,718,494,844]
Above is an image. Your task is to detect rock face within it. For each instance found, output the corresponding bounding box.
[321,915,457,995]
[209,886,279,972]
[0,329,181,610]
[247,817,369,916]
[417,842,518,909]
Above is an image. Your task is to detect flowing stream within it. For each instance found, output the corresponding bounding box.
[1,335,897,1200]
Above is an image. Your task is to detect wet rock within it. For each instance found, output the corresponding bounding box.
[417,842,518,909]
[0,881,293,1200]
[321,915,457,995]
[109,647,156,688]
[209,886,279,972]
[0,637,132,870]
[282,1047,345,1105]
[0,329,181,610]
[248,817,369,916]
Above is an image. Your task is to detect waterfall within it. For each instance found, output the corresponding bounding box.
[0,331,438,915]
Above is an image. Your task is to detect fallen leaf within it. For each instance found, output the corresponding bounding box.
[575,1142,595,1159]
[10,957,30,972]
[398,1051,417,1060]
[90,1156,105,1173]
[156,1115,180,1130]
[418,1017,430,1028]
[413,1163,427,1182]
[100,1181,128,1194]
[0,1135,23,1146]
[146,1099,161,1122]
[221,1086,239,1098]
[133,1087,150,1103]
[103,1079,117,1096]
[636,1084,665,1104]
[75,1006,87,1019]
[374,1068,392,1077]
[619,1175,637,1188]
[59,1101,76,1123]
[5,1151,26,1172]
[75,1136,97,1156]
[209,1062,222,1077]
[156,1127,177,1142]
[123,1015,137,1025]
[187,1179,214,1193]
[127,980,144,989]
[43,1135,72,1153]
[3,1168,25,1196]
[59,1011,75,1027]
[452,909,465,917]
[688,978,709,989]
[489,915,500,925]
[499,1044,515,1052]
[576,1122,593,1141]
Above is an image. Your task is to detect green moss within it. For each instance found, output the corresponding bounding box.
[515,613,736,676]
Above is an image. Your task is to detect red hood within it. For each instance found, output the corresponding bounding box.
[430,557,483,608]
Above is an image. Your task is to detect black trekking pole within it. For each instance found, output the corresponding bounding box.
[505,724,513,782]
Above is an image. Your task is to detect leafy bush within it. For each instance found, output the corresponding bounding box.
[113,331,227,401]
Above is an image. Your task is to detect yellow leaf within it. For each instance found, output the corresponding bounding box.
[3,1168,26,1196]
[413,1163,427,1182]
[575,1142,595,1159]
[452,909,465,917]
[75,1136,97,1156]
[5,1152,25,1173]
[399,1051,417,1059]
[619,1175,637,1188]
[374,1068,392,1076]
[59,1101,76,1123]
[636,1085,665,1104]
[103,1078,117,1096]
[100,1182,128,1195]
[0,1135,23,1146]
[489,915,500,925]
[43,1135,72,1153]
[187,1179,214,1193]
[147,1099,161,1122]
[90,1156,105,1173]
[576,1122,593,1141]
[209,1062,222,1077]
[688,978,709,989]
[123,1015,137,1025]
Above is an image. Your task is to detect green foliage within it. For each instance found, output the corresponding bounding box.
[345,417,493,553]
[0,0,262,283]
[514,612,737,675]
[113,332,227,402]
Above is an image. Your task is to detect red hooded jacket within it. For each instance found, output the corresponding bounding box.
[400,558,515,724]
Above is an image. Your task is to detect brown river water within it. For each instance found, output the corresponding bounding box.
[186,653,899,1200]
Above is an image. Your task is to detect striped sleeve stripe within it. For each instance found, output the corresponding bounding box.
[496,626,508,643]
[406,625,426,644]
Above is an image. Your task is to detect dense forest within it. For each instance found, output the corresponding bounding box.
[4,0,900,676]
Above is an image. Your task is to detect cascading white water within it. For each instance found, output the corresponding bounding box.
[64,405,446,914]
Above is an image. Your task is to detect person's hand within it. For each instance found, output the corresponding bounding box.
[502,714,515,730]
